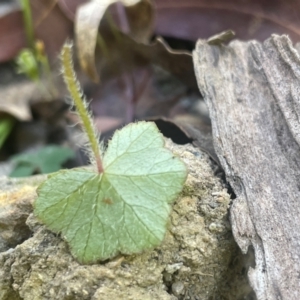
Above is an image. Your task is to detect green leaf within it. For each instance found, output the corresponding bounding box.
[9,163,36,177]
[0,117,15,149]
[34,122,187,264]
[16,49,39,81]
[10,145,75,177]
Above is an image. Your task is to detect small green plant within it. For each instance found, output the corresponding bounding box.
[34,42,187,264]
[16,0,55,96]
[0,117,15,149]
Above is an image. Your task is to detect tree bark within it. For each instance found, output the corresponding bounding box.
[193,35,300,299]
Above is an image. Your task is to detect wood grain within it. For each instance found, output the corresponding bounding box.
[193,35,300,299]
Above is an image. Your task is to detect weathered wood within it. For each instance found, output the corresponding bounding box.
[193,35,300,299]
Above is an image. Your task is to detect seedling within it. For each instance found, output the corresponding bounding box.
[16,0,55,96]
[34,42,187,264]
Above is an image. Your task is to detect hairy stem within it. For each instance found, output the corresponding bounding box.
[61,42,103,173]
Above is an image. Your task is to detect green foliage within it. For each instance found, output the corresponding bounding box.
[0,117,15,149]
[16,48,39,81]
[16,42,52,83]
[10,145,75,177]
[20,0,34,50]
[18,0,53,90]
[34,122,187,263]
[33,42,187,264]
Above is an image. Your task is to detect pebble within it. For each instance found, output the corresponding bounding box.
[172,281,185,296]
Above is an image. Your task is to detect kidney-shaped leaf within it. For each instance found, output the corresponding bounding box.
[34,122,187,264]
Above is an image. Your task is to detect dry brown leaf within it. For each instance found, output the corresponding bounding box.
[0,82,37,121]
[154,0,300,42]
[0,7,26,62]
[94,29,196,88]
[75,0,197,88]
[0,76,67,122]
[137,37,196,88]
[58,0,87,20]
[0,1,73,63]
[75,0,153,82]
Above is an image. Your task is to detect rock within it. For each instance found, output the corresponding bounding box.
[0,175,46,253]
[171,281,185,297]
[0,142,253,299]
